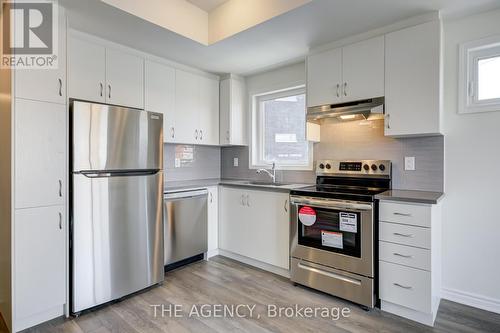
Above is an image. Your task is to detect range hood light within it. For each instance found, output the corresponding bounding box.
[339,114,357,120]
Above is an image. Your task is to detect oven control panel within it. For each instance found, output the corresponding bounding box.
[316,160,391,177]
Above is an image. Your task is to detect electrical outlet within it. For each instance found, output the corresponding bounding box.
[233,157,239,167]
[404,157,416,171]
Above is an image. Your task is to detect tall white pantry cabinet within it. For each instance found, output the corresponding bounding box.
[0,4,68,333]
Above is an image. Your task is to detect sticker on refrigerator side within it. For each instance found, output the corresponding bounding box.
[321,231,343,249]
[339,212,357,233]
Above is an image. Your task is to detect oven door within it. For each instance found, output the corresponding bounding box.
[290,195,374,277]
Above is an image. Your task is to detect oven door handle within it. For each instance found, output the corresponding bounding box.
[290,196,373,211]
[297,262,362,286]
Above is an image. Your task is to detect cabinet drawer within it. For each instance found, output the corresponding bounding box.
[379,222,430,249]
[379,261,431,313]
[380,201,431,227]
[379,241,430,271]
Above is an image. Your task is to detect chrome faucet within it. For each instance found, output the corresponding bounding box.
[256,162,277,183]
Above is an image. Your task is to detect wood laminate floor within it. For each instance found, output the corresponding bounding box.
[12,256,500,333]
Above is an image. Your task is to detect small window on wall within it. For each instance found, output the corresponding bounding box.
[459,35,500,114]
[250,86,312,170]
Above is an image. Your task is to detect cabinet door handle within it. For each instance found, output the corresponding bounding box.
[195,129,198,140]
[100,83,103,97]
[108,84,111,99]
[394,212,412,217]
[393,232,413,238]
[58,212,62,230]
[393,283,412,290]
[386,114,391,129]
[226,130,230,141]
[199,129,203,141]
[393,252,413,258]
[170,127,175,139]
[284,199,288,212]
[343,82,347,96]
[210,192,213,203]
[240,195,245,206]
[58,78,62,97]
[336,83,340,98]
[246,195,250,207]
[58,179,62,197]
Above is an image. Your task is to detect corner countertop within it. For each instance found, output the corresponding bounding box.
[164,178,312,193]
[375,190,445,205]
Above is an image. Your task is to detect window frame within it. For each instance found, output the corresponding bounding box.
[250,85,313,171]
[459,35,500,114]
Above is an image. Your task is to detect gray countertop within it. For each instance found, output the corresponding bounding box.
[375,190,445,204]
[164,178,312,193]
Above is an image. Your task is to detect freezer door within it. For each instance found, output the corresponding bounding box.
[72,101,163,171]
[71,171,164,313]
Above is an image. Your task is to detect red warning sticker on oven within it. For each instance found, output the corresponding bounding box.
[298,206,317,226]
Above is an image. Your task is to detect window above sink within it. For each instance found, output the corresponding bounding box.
[250,85,313,171]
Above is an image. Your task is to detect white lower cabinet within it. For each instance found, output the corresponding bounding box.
[207,186,219,255]
[219,186,290,270]
[14,206,66,331]
[379,200,441,326]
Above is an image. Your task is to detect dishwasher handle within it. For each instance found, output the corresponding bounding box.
[164,189,208,200]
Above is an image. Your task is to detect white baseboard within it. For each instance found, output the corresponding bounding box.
[442,287,500,314]
[381,300,437,326]
[205,249,220,259]
[217,250,290,278]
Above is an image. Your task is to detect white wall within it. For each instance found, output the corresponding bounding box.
[245,61,305,95]
[442,8,500,313]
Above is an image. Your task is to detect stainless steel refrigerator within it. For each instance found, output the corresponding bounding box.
[70,101,164,314]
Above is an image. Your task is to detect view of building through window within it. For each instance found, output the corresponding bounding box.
[260,92,309,166]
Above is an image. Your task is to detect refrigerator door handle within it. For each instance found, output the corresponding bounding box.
[78,169,160,178]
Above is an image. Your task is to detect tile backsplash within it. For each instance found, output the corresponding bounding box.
[221,119,444,192]
[164,144,221,182]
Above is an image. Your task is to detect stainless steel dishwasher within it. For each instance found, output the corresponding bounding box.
[163,189,208,267]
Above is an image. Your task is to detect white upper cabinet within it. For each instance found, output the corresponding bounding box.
[307,48,342,107]
[68,36,106,103]
[384,21,442,137]
[307,36,384,107]
[219,76,247,146]
[69,35,144,109]
[174,69,220,145]
[174,69,200,144]
[198,76,220,145]
[69,33,220,145]
[144,60,176,143]
[105,48,144,109]
[15,7,67,105]
[15,99,66,209]
[342,36,385,102]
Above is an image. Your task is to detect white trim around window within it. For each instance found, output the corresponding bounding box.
[459,34,500,114]
[249,85,313,171]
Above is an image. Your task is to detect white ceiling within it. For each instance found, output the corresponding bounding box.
[186,0,229,12]
[62,0,500,76]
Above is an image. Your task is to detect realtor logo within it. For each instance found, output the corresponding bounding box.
[1,0,58,69]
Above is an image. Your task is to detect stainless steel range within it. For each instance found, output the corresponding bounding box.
[290,160,391,308]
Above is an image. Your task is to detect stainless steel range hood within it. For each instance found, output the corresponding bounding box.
[307,97,384,122]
